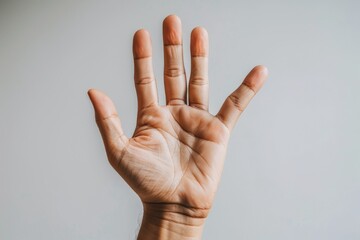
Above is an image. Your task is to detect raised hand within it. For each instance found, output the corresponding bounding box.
[88,15,268,240]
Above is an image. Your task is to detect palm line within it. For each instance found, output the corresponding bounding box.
[157,117,217,197]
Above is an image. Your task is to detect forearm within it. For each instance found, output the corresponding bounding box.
[137,203,208,240]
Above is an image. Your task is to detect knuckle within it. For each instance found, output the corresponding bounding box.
[190,76,208,86]
[228,94,245,112]
[242,81,256,94]
[95,113,119,123]
[164,66,185,78]
[135,75,154,85]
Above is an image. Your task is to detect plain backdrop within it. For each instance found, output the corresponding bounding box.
[0,1,359,239]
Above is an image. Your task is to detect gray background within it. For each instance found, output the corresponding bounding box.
[0,0,359,239]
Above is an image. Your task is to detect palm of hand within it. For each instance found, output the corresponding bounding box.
[121,105,229,209]
[88,15,267,215]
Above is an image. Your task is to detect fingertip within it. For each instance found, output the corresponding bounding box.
[87,88,106,101]
[254,65,269,86]
[87,89,98,103]
[87,88,98,98]
[163,14,181,26]
[88,90,118,120]
[242,65,269,92]
[191,26,209,57]
[253,65,269,77]
[191,26,208,37]
[191,26,208,38]
[163,14,182,45]
[133,29,152,59]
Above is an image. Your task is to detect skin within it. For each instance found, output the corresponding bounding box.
[88,15,268,240]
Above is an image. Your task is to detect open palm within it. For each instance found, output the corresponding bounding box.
[88,15,268,218]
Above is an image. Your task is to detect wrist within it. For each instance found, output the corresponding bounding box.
[137,202,209,240]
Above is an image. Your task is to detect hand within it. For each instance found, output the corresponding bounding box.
[88,15,268,240]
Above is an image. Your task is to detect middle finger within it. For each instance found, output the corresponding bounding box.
[163,15,187,106]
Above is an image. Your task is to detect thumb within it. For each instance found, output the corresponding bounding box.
[88,89,128,161]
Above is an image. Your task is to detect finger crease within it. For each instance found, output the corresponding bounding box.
[164,69,185,78]
[228,95,245,112]
[135,76,154,85]
[96,113,119,122]
[133,56,152,60]
[190,102,207,110]
[242,81,256,94]
[190,77,208,85]
[164,43,183,47]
